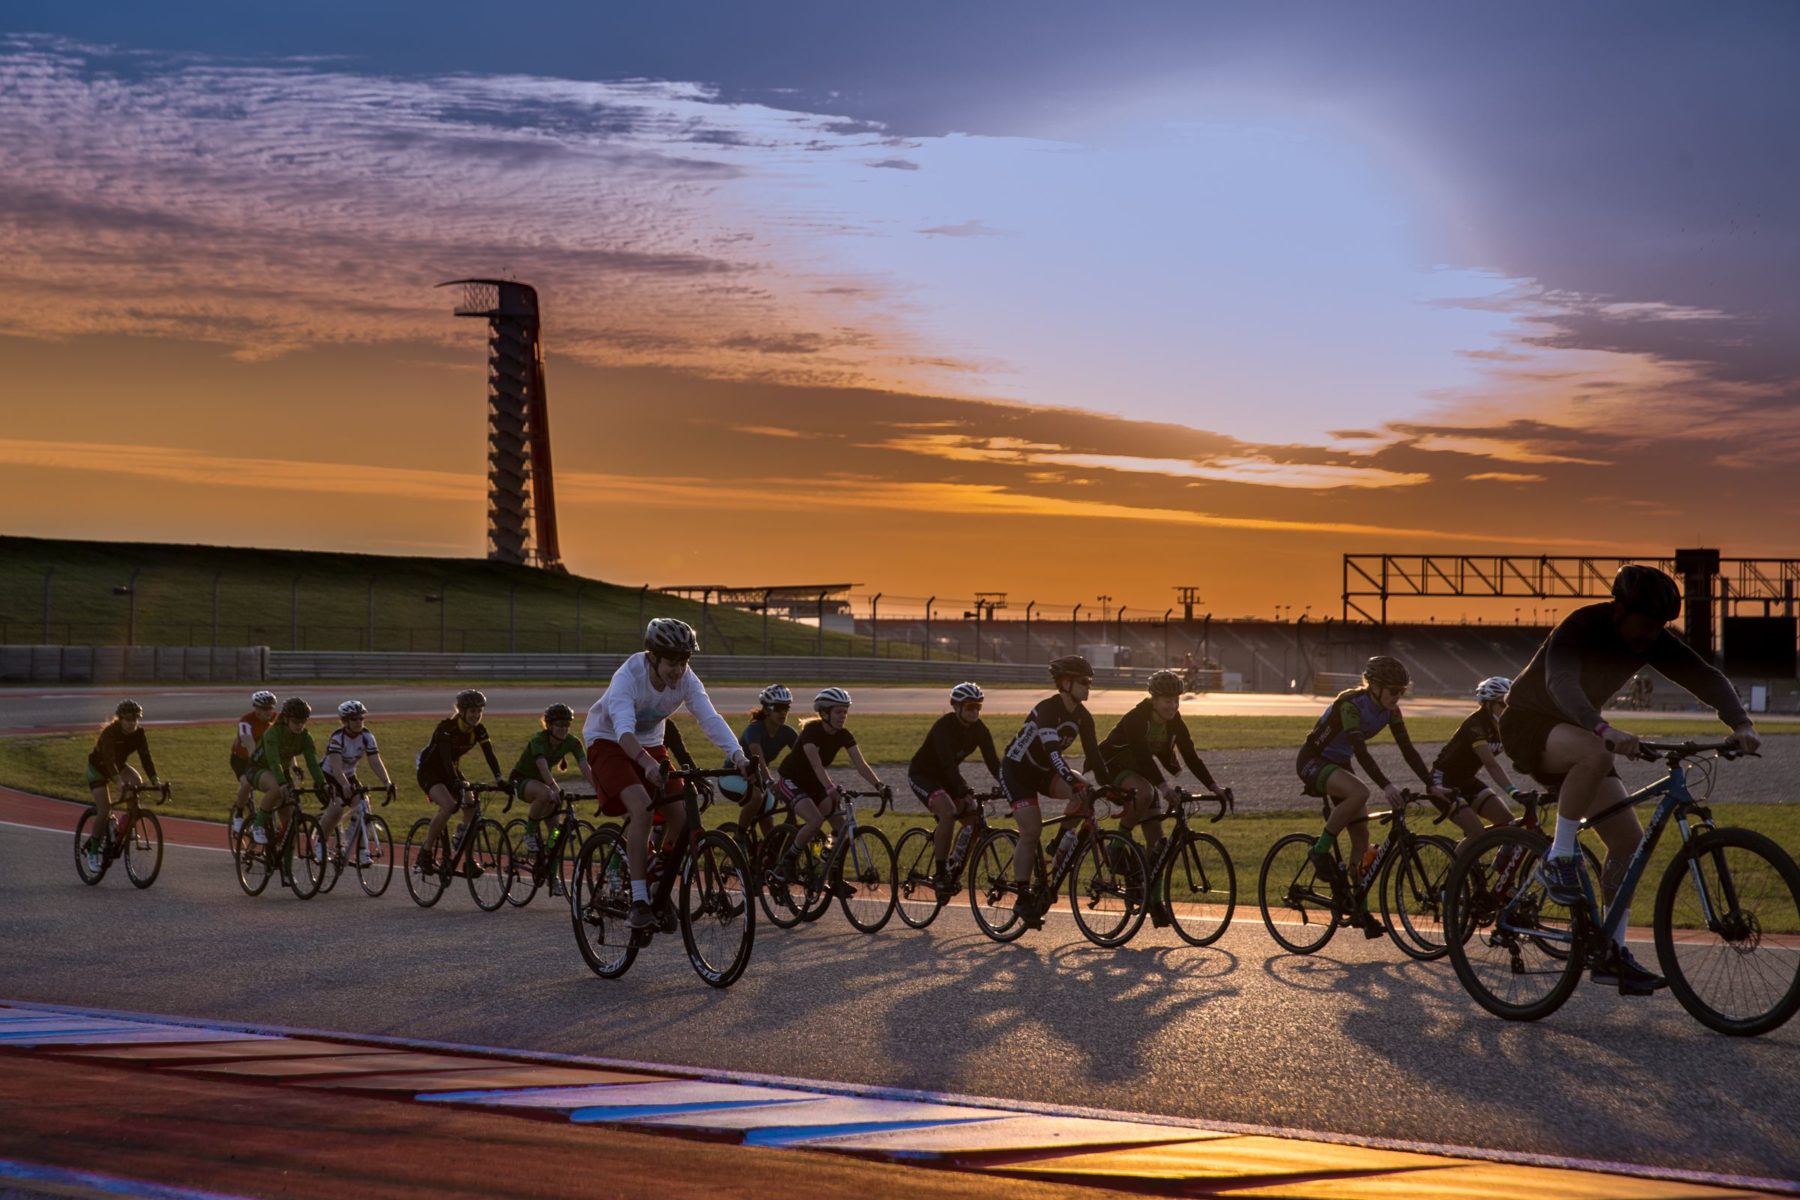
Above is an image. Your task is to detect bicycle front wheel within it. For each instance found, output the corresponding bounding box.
[835,827,897,933]
[234,824,274,896]
[124,812,164,890]
[501,819,539,907]
[1444,825,1584,1022]
[467,819,509,911]
[1162,830,1236,947]
[74,809,104,886]
[969,827,1028,942]
[1655,826,1800,1037]
[570,827,636,979]
[681,831,755,988]
[1381,834,1456,961]
[1070,831,1148,947]
[403,819,450,908]
[894,826,946,930]
[1258,833,1341,955]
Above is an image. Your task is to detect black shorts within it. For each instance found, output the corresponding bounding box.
[909,773,975,813]
[1498,707,1618,789]
[417,770,464,799]
[998,760,1053,809]
[1296,752,1350,799]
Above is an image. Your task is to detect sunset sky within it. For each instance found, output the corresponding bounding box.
[1,3,1797,618]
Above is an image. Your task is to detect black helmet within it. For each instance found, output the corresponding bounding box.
[1611,564,1681,622]
[455,689,488,712]
[280,697,312,720]
[115,699,143,719]
[1147,669,1184,698]
[1049,654,1094,682]
[1362,656,1411,689]
[543,703,574,724]
[644,617,698,656]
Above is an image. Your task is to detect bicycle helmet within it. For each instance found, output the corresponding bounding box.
[542,702,574,724]
[454,688,487,711]
[280,697,312,720]
[337,699,368,720]
[1049,654,1094,682]
[115,699,143,719]
[1611,564,1681,622]
[758,684,793,707]
[644,617,698,656]
[250,690,277,709]
[1362,655,1411,689]
[814,686,852,712]
[950,681,985,705]
[1474,676,1512,703]
[1147,669,1185,698]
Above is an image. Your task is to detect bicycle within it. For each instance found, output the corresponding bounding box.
[967,785,1149,947]
[1257,790,1457,959]
[568,767,755,988]
[402,782,509,911]
[713,771,816,927]
[1137,788,1236,947]
[1444,740,1800,1036]
[501,787,598,907]
[762,787,898,934]
[233,785,327,900]
[74,780,171,889]
[314,782,396,899]
[892,789,1005,930]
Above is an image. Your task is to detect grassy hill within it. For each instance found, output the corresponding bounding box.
[0,535,890,656]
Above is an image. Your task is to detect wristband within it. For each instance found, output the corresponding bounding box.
[1595,721,1616,742]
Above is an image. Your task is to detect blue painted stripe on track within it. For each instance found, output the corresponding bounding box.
[741,1118,1000,1148]
[0,1157,252,1200]
[570,1100,809,1122]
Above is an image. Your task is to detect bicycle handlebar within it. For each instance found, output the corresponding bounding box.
[120,780,171,804]
[1630,739,1757,763]
[1168,788,1232,823]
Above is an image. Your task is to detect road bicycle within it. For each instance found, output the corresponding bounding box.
[1136,788,1236,947]
[967,785,1148,947]
[74,780,171,889]
[892,789,1005,930]
[233,784,326,900]
[501,787,598,907]
[569,768,755,988]
[762,787,898,934]
[402,782,509,911]
[314,781,395,899]
[1444,740,1800,1036]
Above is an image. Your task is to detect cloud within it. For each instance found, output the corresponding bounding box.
[1466,471,1545,483]
[867,157,920,170]
[917,219,1006,237]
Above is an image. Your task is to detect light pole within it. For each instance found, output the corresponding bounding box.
[923,596,936,662]
[113,567,140,648]
[1097,594,1112,624]
[425,581,448,652]
[1024,600,1036,660]
[1163,607,1173,663]
[869,593,881,658]
[1071,603,1082,654]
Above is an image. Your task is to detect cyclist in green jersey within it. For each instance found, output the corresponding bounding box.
[248,698,328,846]
[510,703,598,853]
[82,699,162,874]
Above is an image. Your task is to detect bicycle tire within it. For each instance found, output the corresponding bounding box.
[123,812,164,890]
[467,819,509,912]
[1070,831,1148,947]
[287,814,324,899]
[1444,825,1584,1022]
[501,818,541,908]
[681,830,755,988]
[1258,833,1341,954]
[1162,830,1236,947]
[835,826,897,933]
[1655,825,1800,1037]
[73,809,105,886]
[759,824,807,929]
[968,827,1030,942]
[570,826,637,979]
[1381,834,1456,961]
[894,826,946,930]
[356,815,394,898]
[403,818,450,908]
[234,823,275,897]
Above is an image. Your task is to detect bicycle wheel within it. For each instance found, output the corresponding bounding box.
[894,826,946,930]
[73,809,105,885]
[1381,834,1456,961]
[1070,831,1147,947]
[123,812,164,890]
[834,827,897,933]
[681,831,756,988]
[403,818,450,908]
[968,828,1029,943]
[1444,825,1584,1022]
[287,814,324,899]
[234,823,275,897]
[1655,826,1800,1037]
[758,823,807,929]
[356,815,394,898]
[467,819,509,911]
[1258,833,1342,954]
[502,818,541,908]
[1162,830,1236,947]
[315,825,343,895]
[550,828,583,901]
[569,826,637,979]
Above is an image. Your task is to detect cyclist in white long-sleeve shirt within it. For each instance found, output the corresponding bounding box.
[584,618,750,930]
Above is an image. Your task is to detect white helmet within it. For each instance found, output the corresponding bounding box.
[338,699,368,720]
[644,617,698,656]
[950,681,985,705]
[251,690,277,709]
[814,686,852,712]
[1475,676,1512,703]
[758,684,793,707]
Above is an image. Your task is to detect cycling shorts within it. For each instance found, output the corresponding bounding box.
[229,753,253,781]
[416,769,466,799]
[1297,753,1347,799]
[999,761,1053,811]
[588,740,681,818]
[1498,707,1620,789]
[908,773,977,816]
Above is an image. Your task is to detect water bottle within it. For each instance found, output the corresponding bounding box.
[452,819,467,850]
[1360,845,1378,883]
[1050,827,1078,875]
[548,825,563,851]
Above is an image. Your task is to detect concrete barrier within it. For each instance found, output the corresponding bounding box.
[0,646,268,684]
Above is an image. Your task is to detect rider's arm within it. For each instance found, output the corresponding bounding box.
[127,728,159,782]
[1473,740,1517,795]
[323,748,351,793]
[234,720,256,759]
[800,740,834,792]
[1646,631,1753,731]
[1347,730,1392,789]
[847,742,883,790]
[474,725,503,780]
[534,752,559,788]
[1171,722,1220,792]
[680,677,747,763]
[1387,713,1432,785]
[363,735,393,788]
[1543,620,1607,732]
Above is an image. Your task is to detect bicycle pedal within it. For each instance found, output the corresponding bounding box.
[629,928,653,948]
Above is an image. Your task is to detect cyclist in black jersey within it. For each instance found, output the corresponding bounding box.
[907,682,1002,887]
[1427,676,1522,852]
[83,700,161,874]
[1096,670,1230,861]
[415,690,506,875]
[774,688,892,885]
[1001,655,1104,926]
[718,684,798,838]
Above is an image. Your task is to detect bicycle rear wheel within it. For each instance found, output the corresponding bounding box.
[403,819,450,908]
[681,831,755,988]
[1655,826,1800,1036]
[1444,826,1584,1022]
[835,827,897,933]
[759,823,806,929]
[894,826,946,930]
[356,815,394,898]
[1381,834,1456,960]
[287,814,324,899]
[1070,831,1147,947]
[123,812,164,890]
[501,819,538,907]
[73,809,105,885]
[467,819,509,911]
[1258,833,1341,955]
[570,827,637,979]
[1162,830,1236,947]
[968,828,1029,942]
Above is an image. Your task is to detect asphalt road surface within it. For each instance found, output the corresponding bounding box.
[1,821,1794,1186]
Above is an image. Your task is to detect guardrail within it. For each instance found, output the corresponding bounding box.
[0,645,268,684]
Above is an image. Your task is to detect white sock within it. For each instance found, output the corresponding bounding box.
[1613,920,1629,950]
[631,880,649,903]
[1551,816,1581,859]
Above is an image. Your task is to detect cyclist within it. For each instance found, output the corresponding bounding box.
[717,685,798,837]
[1097,669,1232,861]
[1427,676,1522,852]
[249,697,328,848]
[82,699,162,874]
[584,618,750,931]
[906,681,1002,891]
[415,689,506,877]
[316,700,396,867]
[228,690,278,836]
[509,703,597,855]
[773,687,892,889]
[1000,655,1105,929]
[1502,564,1759,994]
[1295,655,1433,938]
